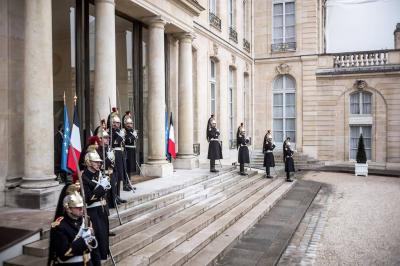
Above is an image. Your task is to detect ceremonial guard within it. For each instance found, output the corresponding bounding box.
[123,116,138,187]
[207,118,223,172]
[121,111,131,129]
[263,130,276,178]
[283,137,295,182]
[93,119,106,137]
[79,136,101,170]
[48,184,97,265]
[236,124,250,175]
[81,150,111,264]
[110,113,128,203]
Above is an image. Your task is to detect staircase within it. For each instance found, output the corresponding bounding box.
[251,150,324,171]
[4,168,295,266]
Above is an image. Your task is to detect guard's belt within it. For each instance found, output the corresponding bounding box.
[114,147,124,151]
[265,150,273,153]
[210,138,219,141]
[57,254,90,263]
[125,145,136,148]
[87,199,106,208]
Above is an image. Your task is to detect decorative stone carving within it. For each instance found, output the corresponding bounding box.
[213,43,218,56]
[231,54,236,65]
[276,63,291,75]
[354,80,367,90]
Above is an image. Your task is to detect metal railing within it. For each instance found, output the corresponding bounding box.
[229,27,238,43]
[271,42,296,52]
[209,12,221,30]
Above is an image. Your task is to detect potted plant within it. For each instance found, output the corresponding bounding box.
[355,133,368,176]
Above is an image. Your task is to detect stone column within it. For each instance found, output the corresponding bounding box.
[93,0,116,122]
[141,17,173,177]
[13,0,61,208]
[174,33,199,169]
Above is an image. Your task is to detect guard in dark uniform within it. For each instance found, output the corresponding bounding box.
[48,185,96,266]
[207,118,223,172]
[81,150,111,265]
[110,114,128,203]
[263,130,275,178]
[283,139,295,182]
[121,111,131,129]
[123,116,138,190]
[79,136,101,171]
[236,124,250,175]
[93,119,106,137]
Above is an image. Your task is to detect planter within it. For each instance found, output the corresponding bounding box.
[355,163,368,176]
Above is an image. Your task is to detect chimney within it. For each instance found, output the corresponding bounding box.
[395,23,400,49]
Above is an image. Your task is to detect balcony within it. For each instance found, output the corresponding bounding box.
[229,27,238,43]
[316,50,400,76]
[271,42,296,52]
[243,38,250,52]
[209,12,221,31]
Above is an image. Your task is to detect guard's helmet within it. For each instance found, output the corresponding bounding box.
[112,115,121,123]
[124,117,133,125]
[211,119,217,127]
[63,191,84,208]
[286,141,291,148]
[84,150,102,166]
[97,128,109,138]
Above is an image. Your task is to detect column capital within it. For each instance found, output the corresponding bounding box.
[175,32,196,42]
[95,0,115,5]
[143,16,167,29]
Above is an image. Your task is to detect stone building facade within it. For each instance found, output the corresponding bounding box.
[0,0,399,208]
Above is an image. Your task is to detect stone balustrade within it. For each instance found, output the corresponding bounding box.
[333,51,388,68]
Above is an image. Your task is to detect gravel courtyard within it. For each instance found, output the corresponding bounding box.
[280,171,400,266]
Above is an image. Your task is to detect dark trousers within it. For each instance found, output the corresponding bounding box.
[266,167,270,176]
[286,171,290,179]
[240,163,245,173]
[210,159,215,171]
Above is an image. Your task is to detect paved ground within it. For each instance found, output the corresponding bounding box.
[216,179,321,266]
[279,171,400,265]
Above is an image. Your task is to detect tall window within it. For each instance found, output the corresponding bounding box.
[350,126,372,160]
[350,91,372,114]
[243,74,249,128]
[228,0,234,27]
[273,75,296,143]
[229,67,235,148]
[210,59,217,114]
[210,0,216,14]
[273,1,295,45]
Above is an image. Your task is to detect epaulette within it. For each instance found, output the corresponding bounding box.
[51,216,64,228]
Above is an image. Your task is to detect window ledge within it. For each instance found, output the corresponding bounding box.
[349,116,372,125]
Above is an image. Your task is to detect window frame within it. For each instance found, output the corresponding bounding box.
[272,0,296,45]
[349,126,372,161]
[210,59,217,115]
[209,0,217,14]
[228,67,235,148]
[350,91,372,115]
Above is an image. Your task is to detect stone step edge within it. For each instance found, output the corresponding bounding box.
[185,180,296,266]
[106,174,269,265]
[109,166,236,215]
[123,178,284,266]
[109,172,258,243]
[151,179,289,266]
[109,167,237,217]
[109,171,257,228]
[4,254,47,266]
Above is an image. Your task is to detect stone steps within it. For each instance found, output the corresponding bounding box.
[116,177,293,266]
[106,172,265,265]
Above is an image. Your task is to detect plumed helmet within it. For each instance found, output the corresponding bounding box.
[84,150,102,166]
[63,193,84,208]
[124,117,133,125]
[211,118,217,125]
[286,141,291,147]
[88,136,100,145]
[112,115,121,123]
[97,128,109,138]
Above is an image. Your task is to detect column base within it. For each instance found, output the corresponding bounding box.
[5,185,64,209]
[141,162,173,177]
[173,156,199,169]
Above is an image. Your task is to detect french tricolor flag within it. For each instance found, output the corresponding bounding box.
[67,104,82,178]
[167,113,176,159]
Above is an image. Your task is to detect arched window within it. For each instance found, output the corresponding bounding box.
[350,91,372,114]
[272,75,296,144]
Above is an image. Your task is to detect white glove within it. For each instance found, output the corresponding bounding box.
[98,176,111,190]
[117,129,125,139]
[107,150,115,162]
[133,130,138,138]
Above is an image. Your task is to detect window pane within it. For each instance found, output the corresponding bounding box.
[285,2,295,13]
[286,131,295,142]
[273,119,283,131]
[273,107,283,117]
[285,26,295,39]
[211,83,215,98]
[286,106,295,117]
[273,93,283,105]
[284,76,295,89]
[350,126,359,138]
[274,77,284,90]
[285,93,295,105]
[273,3,283,15]
[361,126,371,138]
[274,27,283,39]
[274,15,283,27]
[362,93,371,114]
[286,119,295,130]
[211,100,215,114]
[273,131,283,143]
[285,14,295,26]
[274,38,284,44]
[210,60,215,79]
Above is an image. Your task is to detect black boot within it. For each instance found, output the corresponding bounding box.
[266,167,272,178]
[286,172,293,182]
[239,164,246,175]
[210,160,218,172]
